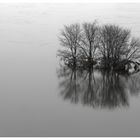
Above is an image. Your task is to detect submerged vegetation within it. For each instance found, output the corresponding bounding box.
[58,21,140,74]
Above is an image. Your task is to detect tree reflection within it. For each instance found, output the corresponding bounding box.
[57,66,140,109]
[57,65,83,103]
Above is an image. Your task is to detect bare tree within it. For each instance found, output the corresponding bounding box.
[125,37,140,61]
[99,24,131,69]
[58,24,82,67]
[79,21,99,66]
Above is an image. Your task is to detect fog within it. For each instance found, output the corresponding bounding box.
[0,3,140,136]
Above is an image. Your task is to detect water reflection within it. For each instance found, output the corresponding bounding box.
[57,66,140,109]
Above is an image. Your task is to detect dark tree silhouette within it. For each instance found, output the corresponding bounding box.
[79,22,99,66]
[98,24,140,70]
[99,24,129,69]
[58,24,82,67]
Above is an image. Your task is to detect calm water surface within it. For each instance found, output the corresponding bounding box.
[0,3,140,136]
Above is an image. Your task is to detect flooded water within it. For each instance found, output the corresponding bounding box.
[0,3,140,136]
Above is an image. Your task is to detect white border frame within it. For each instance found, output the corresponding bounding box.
[0,0,140,3]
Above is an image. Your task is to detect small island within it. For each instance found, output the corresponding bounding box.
[58,21,140,74]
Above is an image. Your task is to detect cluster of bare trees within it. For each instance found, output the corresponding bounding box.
[58,21,140,71]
